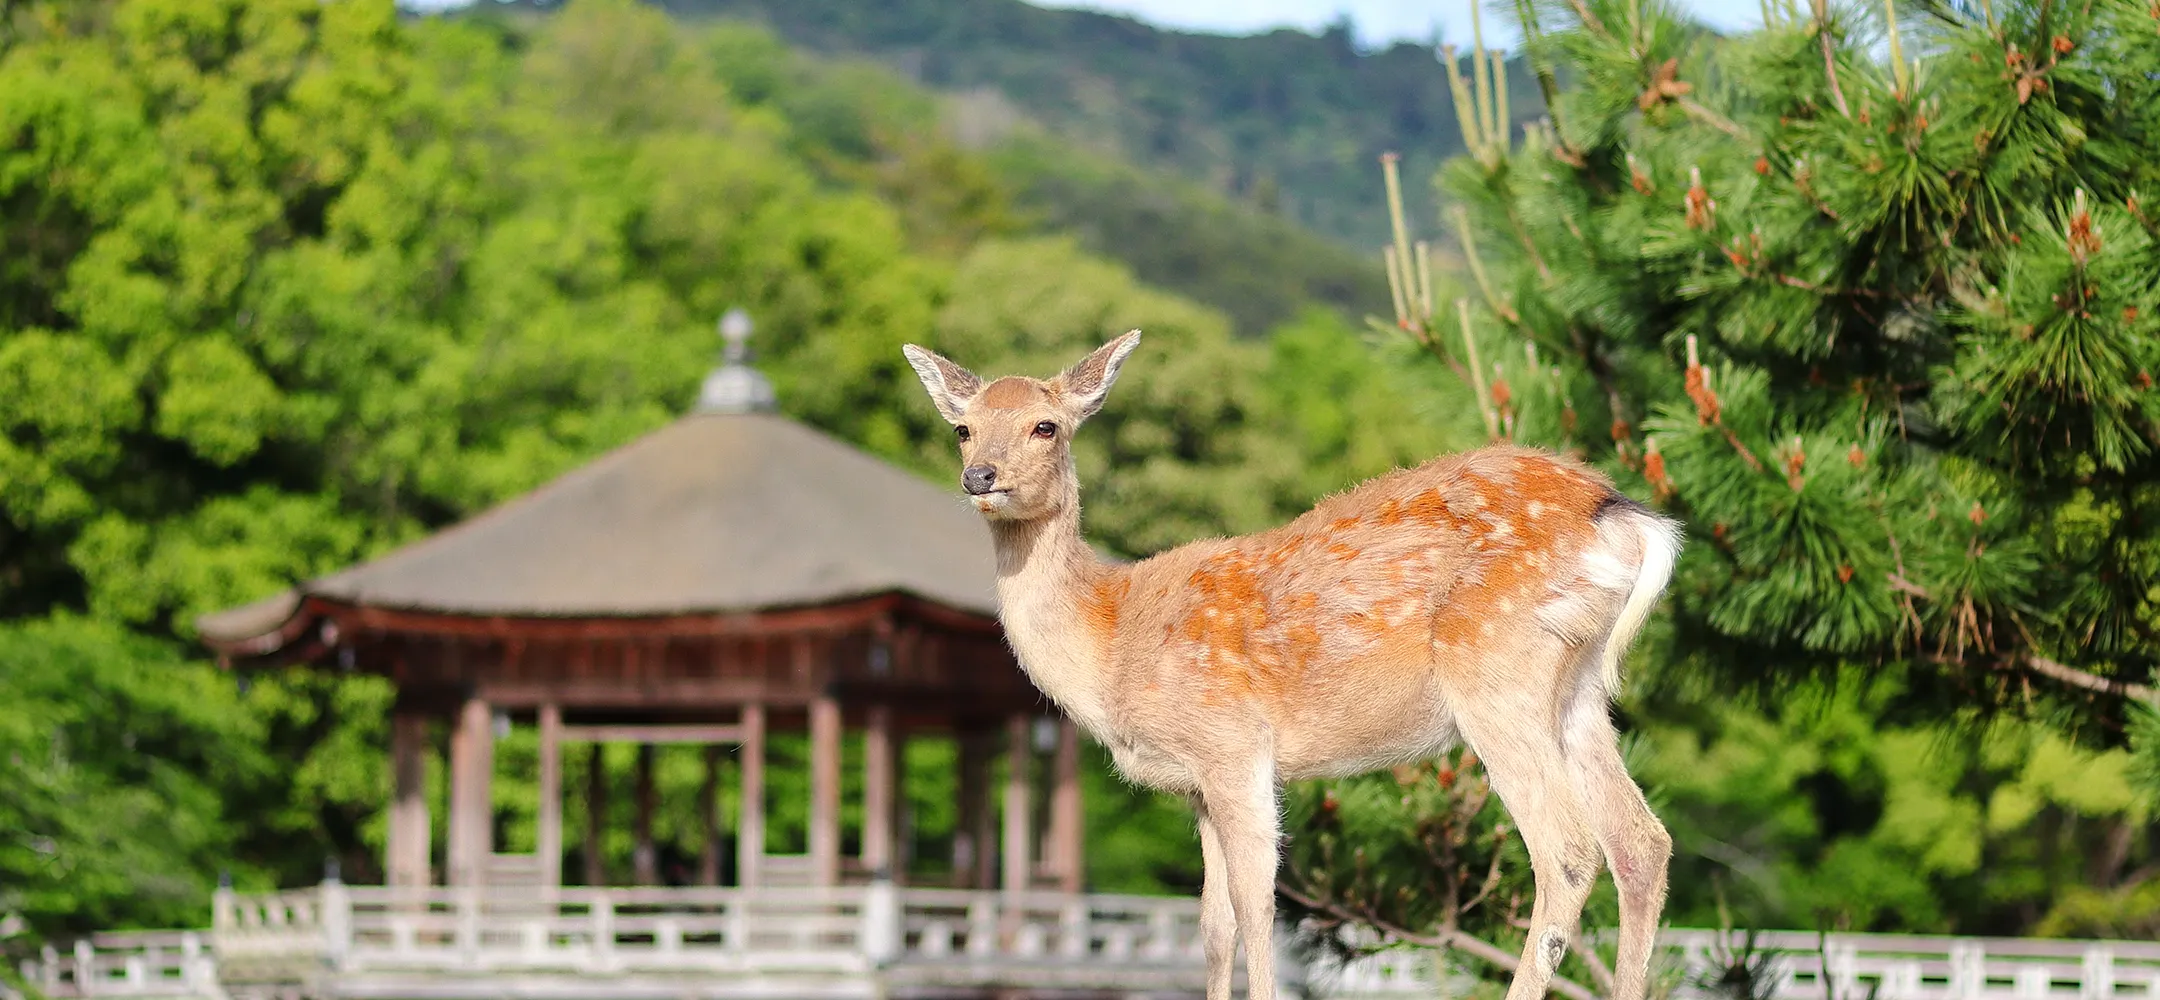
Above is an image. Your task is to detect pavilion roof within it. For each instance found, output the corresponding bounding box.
[198,384,999,653]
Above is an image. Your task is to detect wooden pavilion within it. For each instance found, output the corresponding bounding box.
[194,315,1084,899]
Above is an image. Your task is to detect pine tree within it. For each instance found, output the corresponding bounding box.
[1285,0,2160,984]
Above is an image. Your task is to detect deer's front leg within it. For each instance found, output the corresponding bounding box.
[1195,800,1237,1000]
[1197,756,1281,1000]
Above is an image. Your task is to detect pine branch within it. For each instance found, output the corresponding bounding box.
[1460,299,1504,441]
[1454,204,1523,324]
[2022,654,2159,703]
[1679,98,1750,139]
[1277,883,1604,1000]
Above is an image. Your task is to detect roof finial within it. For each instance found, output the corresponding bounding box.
[697,307,777,414]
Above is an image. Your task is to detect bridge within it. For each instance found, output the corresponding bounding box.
[14,881,2160,1000]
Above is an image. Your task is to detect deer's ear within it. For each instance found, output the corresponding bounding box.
[1054,330,1141,421]
[902,345,983,425]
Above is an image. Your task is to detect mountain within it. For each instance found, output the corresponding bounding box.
[626,0,1540,252]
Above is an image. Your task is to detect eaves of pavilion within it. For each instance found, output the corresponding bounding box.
[192,320,1082,897]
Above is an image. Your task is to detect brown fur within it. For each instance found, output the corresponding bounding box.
[902,332,1683,1000]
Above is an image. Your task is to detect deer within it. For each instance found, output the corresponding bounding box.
[902,330,1683,1000]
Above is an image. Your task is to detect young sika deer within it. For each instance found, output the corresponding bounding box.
[903,331,1683,1000]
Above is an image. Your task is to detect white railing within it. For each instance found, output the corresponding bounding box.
[21,887,2160,1000]
[14,932,223,1000]
[1661,929,2160,1000]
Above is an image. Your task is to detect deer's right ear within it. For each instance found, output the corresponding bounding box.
[901,345,983,425]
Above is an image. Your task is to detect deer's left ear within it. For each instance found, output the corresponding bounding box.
[1054,330,1141,421]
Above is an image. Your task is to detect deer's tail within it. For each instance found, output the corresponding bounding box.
[1591,495,1684,693]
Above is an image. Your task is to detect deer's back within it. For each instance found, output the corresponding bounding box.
[1095,446,1625,767]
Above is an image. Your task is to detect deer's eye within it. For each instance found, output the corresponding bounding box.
[1033,421,1057,439]
[955,425,971,443]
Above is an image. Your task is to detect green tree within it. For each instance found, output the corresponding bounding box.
[1283,0,2160,976]
[0,617,268,936]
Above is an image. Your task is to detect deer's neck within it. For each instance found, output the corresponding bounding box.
[989,503,1124,736]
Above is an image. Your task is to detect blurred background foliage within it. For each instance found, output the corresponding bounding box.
[2,0,2159,972]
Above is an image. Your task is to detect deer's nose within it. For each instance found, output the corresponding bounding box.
[962,464,999,495]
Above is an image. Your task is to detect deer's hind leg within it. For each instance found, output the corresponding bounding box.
[1560,656,1671,1000]
[1453,664,1604,1000]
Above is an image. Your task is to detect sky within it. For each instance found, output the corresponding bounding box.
[1023,0,1764,51]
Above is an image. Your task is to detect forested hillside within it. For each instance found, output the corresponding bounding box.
[504,0,1541,250]
[629,11,1398,336]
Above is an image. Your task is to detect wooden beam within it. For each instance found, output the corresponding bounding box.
[737,704,766,888]
[561,724,744,744]
[388,712,431,890]
[1049,717,1084,893]
[863,705,895,878]
[632,743,658,885]
[321,592,1001,643]
[479,680,813,711]
[583,743,606,886]
[1002,713,1033,896]
[809,692,842,887]
[207,590,1007,671]
[537,704,563,891]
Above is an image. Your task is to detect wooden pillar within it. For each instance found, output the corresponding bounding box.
[1049,717,1084,893]
[698,745,723,886]
[863,705,895,878]
[956,731,995,889]
[1001,713,1033,895]
[737,704,765,887]
[583,744,606,886]
[633,743,658,885]
[388,712,431,890]
[447,697,494,887]
[809,693,842,886]
[892,725,911,886]
[537,704,563,891]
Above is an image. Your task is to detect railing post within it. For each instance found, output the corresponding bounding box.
[1951,940,1986,1000]
[591,891,616,973]
[2084,944,2117,1000]
[1826,938,1860,1000]
[1059,899,1089,959]
[72,941,93,995]
[862,876,901,966]
[965,896,996,958]
[211,883,237,961]
[726,891,749,954]
[180,933,215,996]
[38,945,59,994]
[321,877,353,972]
[455,887,480,968]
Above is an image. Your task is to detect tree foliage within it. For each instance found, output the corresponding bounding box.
[0,0,1450,938]
[1283,0,2160,975]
